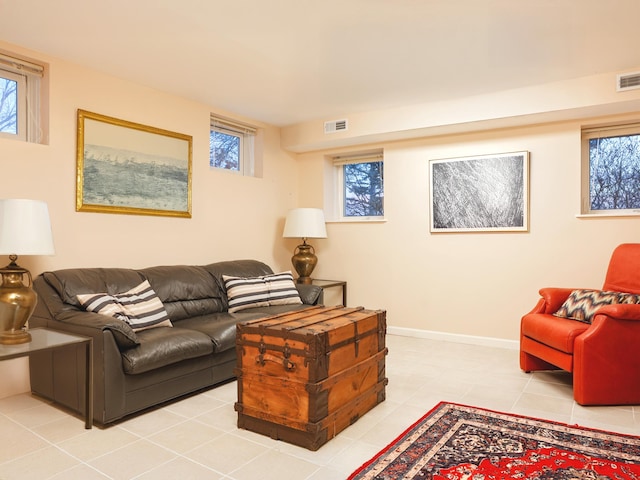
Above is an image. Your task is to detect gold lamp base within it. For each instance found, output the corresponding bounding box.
[291,240,318,284]
[0,255,37,345]
[0,330,32,345]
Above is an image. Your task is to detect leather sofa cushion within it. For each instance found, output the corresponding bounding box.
[175,306,315,354]
[43,269,144,307]
[175,313,242,353]
[139,265,225,320]
[203,259,274,281]
[521,313,589,354]
[121,326,213,374]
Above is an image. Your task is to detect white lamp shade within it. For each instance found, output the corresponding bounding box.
[283,208,327,239]
[0,199,55,255]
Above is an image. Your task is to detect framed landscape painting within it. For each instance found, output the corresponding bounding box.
[76,110,192,218]
[429,151,529,233]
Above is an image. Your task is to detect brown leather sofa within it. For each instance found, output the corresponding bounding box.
[29,260,322,425]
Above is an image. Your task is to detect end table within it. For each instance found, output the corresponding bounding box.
[310,279,347,306]
[0,328,93,428]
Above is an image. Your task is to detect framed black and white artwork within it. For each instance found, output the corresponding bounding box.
[429,151,529,233]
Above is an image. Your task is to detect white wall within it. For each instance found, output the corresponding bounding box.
[0,42,300,398]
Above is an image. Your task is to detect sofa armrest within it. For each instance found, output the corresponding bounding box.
[55,310,139,348]
[32,274,139,349]
[296,284,323,305]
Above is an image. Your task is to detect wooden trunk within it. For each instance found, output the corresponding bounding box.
[235,305,387,450]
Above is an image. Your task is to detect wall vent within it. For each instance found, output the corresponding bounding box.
[617,72,640,92]
[324,119,348,134]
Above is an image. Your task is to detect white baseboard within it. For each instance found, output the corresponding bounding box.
[387,326,519,350]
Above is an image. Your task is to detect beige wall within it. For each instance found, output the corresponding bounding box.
[285,67,640,343]
[281,69,640,152]
[299,120,640,343]
[0,42,301,397]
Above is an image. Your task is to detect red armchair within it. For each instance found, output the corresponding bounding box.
[520,243,640,405]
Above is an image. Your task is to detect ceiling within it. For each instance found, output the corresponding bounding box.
[2,0,640,127]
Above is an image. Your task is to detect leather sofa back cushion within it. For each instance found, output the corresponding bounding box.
[139,265,225,320]
[44,266,226,322]
[203,260,274,285]
[43,268,145,307]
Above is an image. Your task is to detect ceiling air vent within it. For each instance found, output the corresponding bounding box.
[324,119,348,134]
[617,72,640,92]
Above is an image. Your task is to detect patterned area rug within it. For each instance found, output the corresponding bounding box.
[348,402,640,479]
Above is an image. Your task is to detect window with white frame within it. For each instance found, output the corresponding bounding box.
[581,122,640,215]
[331,150,384,220]
[0,52,45,143]
[209,115,257,176]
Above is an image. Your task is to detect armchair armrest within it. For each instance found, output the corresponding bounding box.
[530,287,575,314]
[574,301,640,404]
[593,303,640,322]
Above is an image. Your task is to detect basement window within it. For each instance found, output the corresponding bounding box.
[581,122,640,215]
[0,52,47,143]
[209,115,259,176]
[327,150,384,221]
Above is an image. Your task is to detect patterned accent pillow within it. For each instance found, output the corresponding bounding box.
[553,289,638,324]
[617,292,640,304]
[77,280,173,332]
[223,271,302,313]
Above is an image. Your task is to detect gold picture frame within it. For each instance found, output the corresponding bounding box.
[76,109,192,218]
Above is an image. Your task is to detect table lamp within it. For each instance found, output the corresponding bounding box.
[283,208,327,284]
[0,199,55,344]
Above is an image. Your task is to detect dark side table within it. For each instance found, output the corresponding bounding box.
[0,328,93,428]
[311,279,347,306]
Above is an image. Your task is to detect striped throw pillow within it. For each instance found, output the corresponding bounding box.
[77,280,172,331]
[223,271,302,313]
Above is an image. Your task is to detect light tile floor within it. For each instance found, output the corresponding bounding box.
[0,334,638,479]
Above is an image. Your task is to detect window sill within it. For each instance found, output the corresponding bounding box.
[326,217,387,224]
[576,211,640,218]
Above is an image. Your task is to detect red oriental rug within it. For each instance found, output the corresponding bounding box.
[348,402,640,480]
